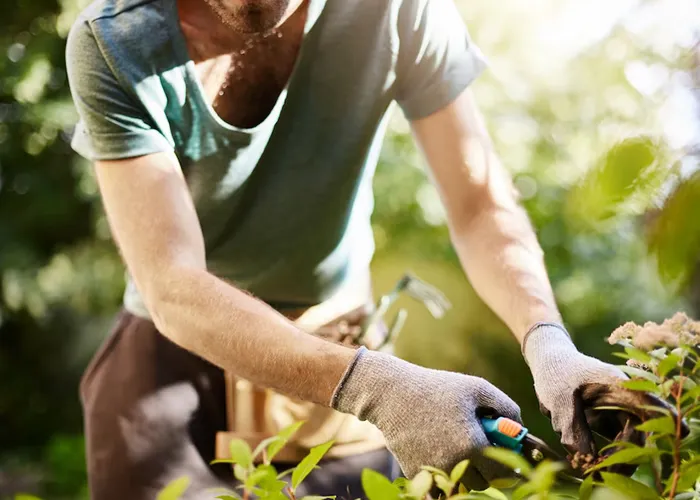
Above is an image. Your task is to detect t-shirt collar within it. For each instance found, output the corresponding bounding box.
[304,0,328,34]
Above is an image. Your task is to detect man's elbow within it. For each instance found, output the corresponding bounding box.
[141,266,202,343]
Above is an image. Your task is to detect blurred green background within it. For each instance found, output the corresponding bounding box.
[0,0,698,498]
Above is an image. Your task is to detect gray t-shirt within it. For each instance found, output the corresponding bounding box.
[66,0,487,318]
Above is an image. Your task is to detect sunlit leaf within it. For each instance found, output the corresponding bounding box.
[419,465,449,478]
[228,439,253,469]
[578,474,595,500]
[156,477,190,500]
[625,347,653,365]
[619,366,659,382]
[600,472,660,500]
[587,447,658,472]
[657,354,681,378]
[566,136,670,230]
[360,469,401,500]
[450,459,470,483]
[622,379,660,393]
[647,171,700,289]
[482,447,533,478]
[434,474,454,496]
[675,462,700,491]
[406,470,433,499]
[291,441,334,490]
[636,416,675,435]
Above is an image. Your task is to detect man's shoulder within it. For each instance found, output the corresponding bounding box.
[76,0,162,23]
[68,0,174,82]
[319,0,432,37]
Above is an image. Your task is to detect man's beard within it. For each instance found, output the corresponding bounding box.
[203,0,290,34]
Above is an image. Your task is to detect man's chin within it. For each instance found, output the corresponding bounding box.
[205,0,289,34]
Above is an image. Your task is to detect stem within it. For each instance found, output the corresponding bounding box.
[668,375,686,500]
[287,486,297,500]
[651,453,663,494]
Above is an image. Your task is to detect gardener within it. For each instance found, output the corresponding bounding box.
[65,0,631,498]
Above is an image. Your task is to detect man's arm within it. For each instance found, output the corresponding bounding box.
[409,88,655,457]
[410,88,561,343]
[94,151,355,405]
[95,150,524,488]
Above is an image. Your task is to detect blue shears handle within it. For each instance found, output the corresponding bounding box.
[480,416,528,454]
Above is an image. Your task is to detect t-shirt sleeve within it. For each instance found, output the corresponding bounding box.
[65,18,173,161]
[395,0,488,121]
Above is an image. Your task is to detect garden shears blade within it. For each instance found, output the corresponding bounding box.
[481,416,584,484]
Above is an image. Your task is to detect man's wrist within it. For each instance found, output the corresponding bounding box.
[522,322,576,367]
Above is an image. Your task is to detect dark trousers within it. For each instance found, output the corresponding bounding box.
[79,309,399,500]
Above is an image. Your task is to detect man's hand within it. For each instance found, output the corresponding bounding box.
[331,347,521,490]
[523,324,631,455]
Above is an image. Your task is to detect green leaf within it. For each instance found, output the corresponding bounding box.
[419,465,450,478]
[392,476,409,488]
[406,470,432,499]
[528,460,565,491]
[258,492,288,500]
[228,439,253,469]
[638,404,672,416]
[14,496,44,500]
[276,467,295,479]
[450,459,470,483]
[622,379,660,393]
[598,440,639,454]
[512,481,537,500]
[157,476,191,500]
[252,436,283,461]
[434,474,454,496]
[267,421,306,461]
[636,416,676,435]
[625,347,653,364]
[291,440,334,490]
[299,496,336,500]
[657,354,681,378]
[676,461,700,491]
[600,472,660,500]
[245,464,277,490]
[619,366,659,382]
[361,469,401,500]
[470,487,509,500]
[482,447,533,478]
[578,474,595,500]
[587,447,658,472]
[233,464,247,482]
[681,385,700,404]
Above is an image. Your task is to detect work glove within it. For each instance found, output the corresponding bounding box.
[331,347,521,491]
[523,323,684,473]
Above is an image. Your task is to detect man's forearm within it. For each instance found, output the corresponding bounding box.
[450,201,562,343]
[147,266,357,405]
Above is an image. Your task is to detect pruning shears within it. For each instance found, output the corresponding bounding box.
[480,416,584,484]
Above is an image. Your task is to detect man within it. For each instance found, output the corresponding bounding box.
[65,0,631,498]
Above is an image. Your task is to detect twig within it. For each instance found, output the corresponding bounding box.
[287,486,297,500]
[668,374,686,499]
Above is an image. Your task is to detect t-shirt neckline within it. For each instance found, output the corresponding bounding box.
[166,0,327,135]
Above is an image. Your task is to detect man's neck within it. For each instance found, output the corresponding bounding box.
[177,0,307,47]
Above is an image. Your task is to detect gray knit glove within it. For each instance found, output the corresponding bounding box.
[331,347,522,490]
[523,324,629,454]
